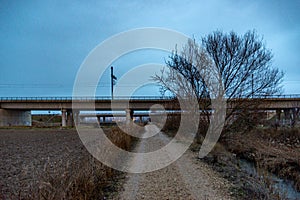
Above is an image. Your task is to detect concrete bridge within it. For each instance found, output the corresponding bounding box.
[1,95,300,127]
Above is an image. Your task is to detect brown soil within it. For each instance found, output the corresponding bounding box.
[0,128,127,199]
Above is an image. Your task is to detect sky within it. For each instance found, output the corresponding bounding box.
[0,0,299,97]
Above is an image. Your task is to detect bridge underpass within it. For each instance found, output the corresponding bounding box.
[1,95,300,127]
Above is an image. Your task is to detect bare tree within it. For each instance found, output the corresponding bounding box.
[203,30,283,132]
[203,30,283,96]
[154,30,284,136]
[153,39,215,140]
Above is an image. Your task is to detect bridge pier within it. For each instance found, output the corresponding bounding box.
[284,108,295,126]
[96,116,106,125]
[61,109,67,127]
[67,110,73,127]
[139,116,142,122]
[291,108,298,127]
[0,109,31,126]
[126,109,133,124]
[74,110,80,125]
[97,116,101,125]
[275,109,282,127]
[275,108,299,127]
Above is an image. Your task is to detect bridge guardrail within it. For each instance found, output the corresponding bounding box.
[0,96,176,102]
[251,94,300,99]
[1,94,300,102]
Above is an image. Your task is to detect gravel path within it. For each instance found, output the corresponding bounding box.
[116,125,232,200]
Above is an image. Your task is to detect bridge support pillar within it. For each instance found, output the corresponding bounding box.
[61,109,67,127]
[103,117,106,123]
[0,109,31,126]
[275,109,281,127]
[67,110,73,127]
[125,109,133,124]
[74,110,80,125]
[97,116,101,125]
[284,109,292,126]
[291,108,298,127]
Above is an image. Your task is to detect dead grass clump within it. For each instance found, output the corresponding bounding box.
[107,126,134,151]
[36,157,108,200]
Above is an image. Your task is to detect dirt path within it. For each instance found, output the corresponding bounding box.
[115,125,232,200]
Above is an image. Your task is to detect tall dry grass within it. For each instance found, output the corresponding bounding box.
[15,126,135,200]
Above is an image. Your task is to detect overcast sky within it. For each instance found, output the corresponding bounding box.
[0,0,299,97]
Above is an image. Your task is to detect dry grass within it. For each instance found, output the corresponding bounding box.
[24,156,112,199]
[36,127,134,200]
[0,126,136,200]
[225,128,300,192]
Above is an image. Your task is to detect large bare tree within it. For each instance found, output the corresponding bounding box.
[202,30,283,98]
[154,30,284,136]
[154,39,214,138]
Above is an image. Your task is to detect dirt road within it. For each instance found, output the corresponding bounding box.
[116,124,232,200]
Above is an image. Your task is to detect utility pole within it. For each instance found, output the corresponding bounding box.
[111,66,117,100]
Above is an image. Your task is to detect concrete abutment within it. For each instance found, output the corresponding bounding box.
[0,109,31,126]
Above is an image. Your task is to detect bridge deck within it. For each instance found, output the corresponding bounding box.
[1,95,300,110]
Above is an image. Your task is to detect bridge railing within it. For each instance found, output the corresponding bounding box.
[251,94,300,99]
[0,96,176,102]
[1,94,300,102]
